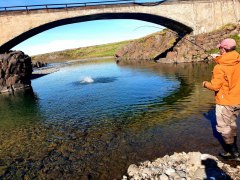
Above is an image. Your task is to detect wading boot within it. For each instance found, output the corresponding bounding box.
[219,142,240,161]
[219,143,232,159]
[232,136,240,160]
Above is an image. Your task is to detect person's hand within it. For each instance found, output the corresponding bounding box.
[211,53,220,58]
[202,81,207,87]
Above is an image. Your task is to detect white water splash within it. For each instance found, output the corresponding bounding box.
[81,76,94,83]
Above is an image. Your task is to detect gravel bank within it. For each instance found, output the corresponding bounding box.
[124,152,240,180]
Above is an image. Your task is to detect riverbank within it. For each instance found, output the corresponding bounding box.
[31,56,114,80]
[31,67,59,80]
[66,56,114,63]
[125,152,240,179]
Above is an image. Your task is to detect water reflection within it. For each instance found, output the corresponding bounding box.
[0,60,223,179]
[0,87,41,130]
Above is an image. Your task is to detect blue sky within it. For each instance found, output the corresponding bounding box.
[1,1,164,55]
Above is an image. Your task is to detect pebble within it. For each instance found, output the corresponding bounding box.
[176,170,186,178]
[127,164,139,177]
[159,173,168,180]
[165,168,175,176]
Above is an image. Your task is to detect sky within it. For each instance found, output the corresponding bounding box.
[0,0,164,55]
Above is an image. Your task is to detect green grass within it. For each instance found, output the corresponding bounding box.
[230,34,240,41]
[32,40,130,63]
[207,48,219,54]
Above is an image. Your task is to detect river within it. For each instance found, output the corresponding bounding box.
[0,59,230,179]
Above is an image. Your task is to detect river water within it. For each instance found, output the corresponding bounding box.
[0,59,233,179]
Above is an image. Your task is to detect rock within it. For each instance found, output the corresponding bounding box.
[115,30,177,64]
[127,164,139,177]
[176,170,186,178]
[165,168,176,176]
[0,50,32,94]
[159,173,168,180]
[122,175,127,179]
[32,61,47,68]
[188,152,201,167]
[201,154,218,161]
[166,51,177,60]
[157,58,176,64]
[192,168,207,179]
[0,165,7,176]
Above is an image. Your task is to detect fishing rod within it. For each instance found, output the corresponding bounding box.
[134,25,214,60]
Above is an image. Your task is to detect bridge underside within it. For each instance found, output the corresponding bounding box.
[0,13,193,53]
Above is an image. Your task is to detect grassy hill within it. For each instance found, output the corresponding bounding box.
[32,40,130,63]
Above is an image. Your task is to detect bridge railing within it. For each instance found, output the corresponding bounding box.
[0,0,151,12]
[0,0,173,12]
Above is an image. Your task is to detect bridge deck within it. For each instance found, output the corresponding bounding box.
[0,0,210,12]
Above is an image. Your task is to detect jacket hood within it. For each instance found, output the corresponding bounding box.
[214,51,240,66]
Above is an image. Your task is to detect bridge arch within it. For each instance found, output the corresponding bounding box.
[0,12,192,53]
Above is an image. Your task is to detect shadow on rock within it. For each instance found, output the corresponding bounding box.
[202,158,232,180]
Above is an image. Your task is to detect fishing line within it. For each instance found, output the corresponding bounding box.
[134,25,214,59]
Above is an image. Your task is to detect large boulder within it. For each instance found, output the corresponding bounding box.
[0,51,32,94]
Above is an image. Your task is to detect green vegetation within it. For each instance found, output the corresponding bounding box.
[207,48,219,54]
[230,34,240,53]
[230,33,240,41]
[32,40,130,63]
[207,23,240,54]
[207,33,240,54]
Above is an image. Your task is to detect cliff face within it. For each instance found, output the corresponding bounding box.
[115,30,177,64]
[116,24,240,64]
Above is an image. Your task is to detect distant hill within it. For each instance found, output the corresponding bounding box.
[31,40,130,63]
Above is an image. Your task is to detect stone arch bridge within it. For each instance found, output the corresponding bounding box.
[0,0,239,53]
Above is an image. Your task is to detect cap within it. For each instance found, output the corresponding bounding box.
[217,38,236,50]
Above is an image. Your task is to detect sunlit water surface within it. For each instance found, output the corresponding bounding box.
[0,60,234,179]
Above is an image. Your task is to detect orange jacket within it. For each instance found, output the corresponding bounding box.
[205,50,240,105]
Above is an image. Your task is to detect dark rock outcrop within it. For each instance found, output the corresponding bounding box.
[0,51,32,94]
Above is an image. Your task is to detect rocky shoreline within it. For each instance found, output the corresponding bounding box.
[124,152,240,180]
[31,67,59,80]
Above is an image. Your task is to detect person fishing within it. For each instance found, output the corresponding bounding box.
[202,38,240,160]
